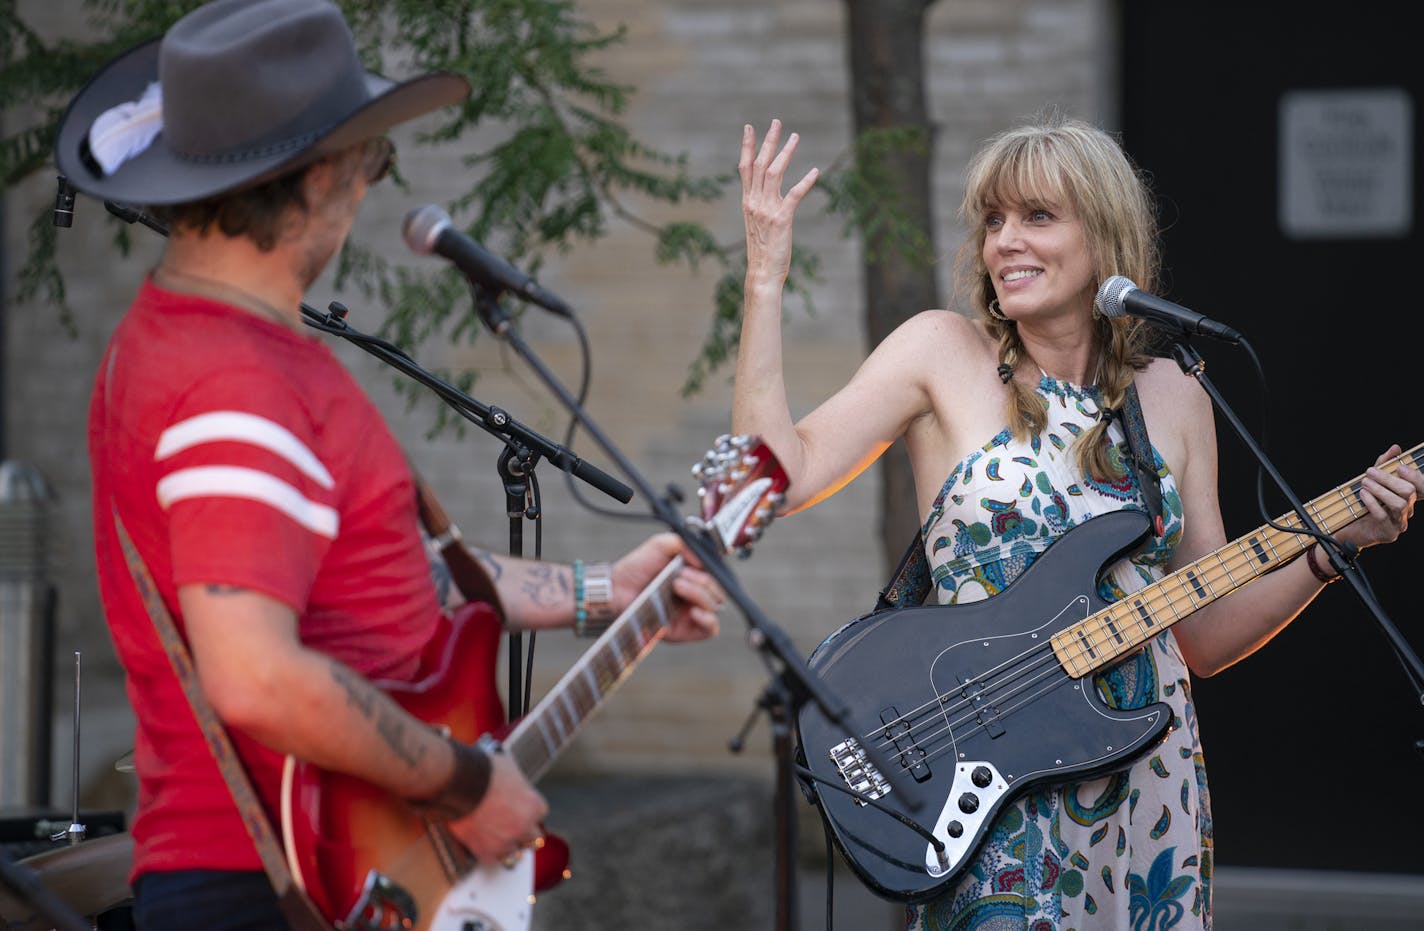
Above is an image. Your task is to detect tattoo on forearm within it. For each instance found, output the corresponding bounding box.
[328,663,425,770]
[519,563,571,609]
[472,548,504,582]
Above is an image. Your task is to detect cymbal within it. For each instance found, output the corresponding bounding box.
[0,832,134,922]
[114,749,135,774]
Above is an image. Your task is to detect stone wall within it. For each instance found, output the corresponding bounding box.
[0,0,1109,833]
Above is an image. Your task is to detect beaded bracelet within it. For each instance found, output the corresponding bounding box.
[573,559,615,636]
[1304,542,1339,584]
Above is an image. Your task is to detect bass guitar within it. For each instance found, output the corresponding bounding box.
[281,435,788,930]
[796,442,1421,902]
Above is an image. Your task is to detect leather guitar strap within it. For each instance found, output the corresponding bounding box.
[411,471,506,621]
[112,511,330,931]
[1118,381,1167,538]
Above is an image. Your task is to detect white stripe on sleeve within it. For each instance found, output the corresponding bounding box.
[155,411,334,489]
[156,466,339,539]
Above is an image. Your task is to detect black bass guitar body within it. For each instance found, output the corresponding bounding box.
[796,509,1173,902]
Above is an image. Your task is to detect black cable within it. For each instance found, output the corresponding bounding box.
[793,764,944,856]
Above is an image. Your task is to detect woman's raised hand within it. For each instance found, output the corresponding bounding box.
[739,119,819,286]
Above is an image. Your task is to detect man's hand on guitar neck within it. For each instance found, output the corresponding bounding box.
[467,532,726,642]
[612,532,724,643]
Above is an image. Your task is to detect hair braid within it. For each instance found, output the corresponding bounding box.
[1075,315,1152,482]
[994,324,1049,441]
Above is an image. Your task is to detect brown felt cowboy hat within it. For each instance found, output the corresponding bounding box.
[53,0,470,205]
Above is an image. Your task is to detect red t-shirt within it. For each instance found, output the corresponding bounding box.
[89,279,443,880]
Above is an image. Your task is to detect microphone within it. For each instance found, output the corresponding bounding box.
[1094,276,1242,344]
[402,205,573,318]
[53,176,76,228]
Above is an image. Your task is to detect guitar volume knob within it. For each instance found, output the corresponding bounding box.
[958,792,979,814]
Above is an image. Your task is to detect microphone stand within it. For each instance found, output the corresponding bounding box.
[98,199,636,720]
[1167,338,1424,720]
[467,284,914,931]
[300,301,633,719]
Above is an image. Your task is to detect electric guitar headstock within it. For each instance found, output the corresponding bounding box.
[689,434,789,557]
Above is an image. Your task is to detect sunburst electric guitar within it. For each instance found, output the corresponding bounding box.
[796,442,1421,903]
[280,434,788,931]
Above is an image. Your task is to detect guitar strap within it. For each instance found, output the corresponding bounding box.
[1118,381,1167,539]
[112,510,330,931]
[869,380,1166,614]
[411,469,506,620]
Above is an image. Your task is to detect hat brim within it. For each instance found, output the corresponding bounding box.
[54,36,470,206]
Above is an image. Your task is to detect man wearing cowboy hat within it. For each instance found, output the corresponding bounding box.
[54,0,723,927]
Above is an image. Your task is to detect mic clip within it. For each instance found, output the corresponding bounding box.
[53,175,77,228]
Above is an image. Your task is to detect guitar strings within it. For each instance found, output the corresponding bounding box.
[880,482,1362,757]
[857,477,1373,775]
[891,471,1383,773]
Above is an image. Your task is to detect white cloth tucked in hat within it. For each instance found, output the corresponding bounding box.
[88,81,163,176]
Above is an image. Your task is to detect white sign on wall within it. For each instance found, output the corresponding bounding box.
[1279,87,1413,239]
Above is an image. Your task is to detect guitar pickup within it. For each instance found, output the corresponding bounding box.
[881,706,931,783]
[960,679,1006,739]
[829,737,891,804]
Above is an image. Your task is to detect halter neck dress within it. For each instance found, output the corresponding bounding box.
[907,374,1213,931]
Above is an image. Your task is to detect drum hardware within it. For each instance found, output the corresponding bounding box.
[53,652,86,848]
[0,651,134,928]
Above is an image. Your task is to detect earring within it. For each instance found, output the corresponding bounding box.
[987,299,1008,322]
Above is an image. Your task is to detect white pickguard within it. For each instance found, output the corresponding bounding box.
[428,852,534,931]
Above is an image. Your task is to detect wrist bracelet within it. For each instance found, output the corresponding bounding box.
[409,734,495,822]
[574,560,615,637]
[1305,542,1339,584]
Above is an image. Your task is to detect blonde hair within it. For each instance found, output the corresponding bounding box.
[953,109,1159,482]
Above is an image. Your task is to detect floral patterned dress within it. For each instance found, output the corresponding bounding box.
[906,375,1213,931]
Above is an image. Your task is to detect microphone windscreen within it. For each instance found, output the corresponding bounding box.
[402,204,451,256]
[1094,275,1137,319]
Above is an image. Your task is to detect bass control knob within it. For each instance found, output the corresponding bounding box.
[958,792,980,814]
[971,765,993,788]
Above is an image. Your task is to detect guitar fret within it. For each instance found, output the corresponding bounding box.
[1183,568,1210,602]
[649,587,671,629]
[560,691,582,735]
[1215,547,1242,586]
[535,716,558,759]
[1304,498,1328,532]
[608,631,629,668]
[1073,628,1098,661]
[1131,597,1154,628]
[1156,580,1179,623]
[582,665,603,703]
[1245,534,1271,566]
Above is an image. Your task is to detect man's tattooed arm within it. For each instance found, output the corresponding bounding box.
[327,661,428,771]
[468,548,573,630]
